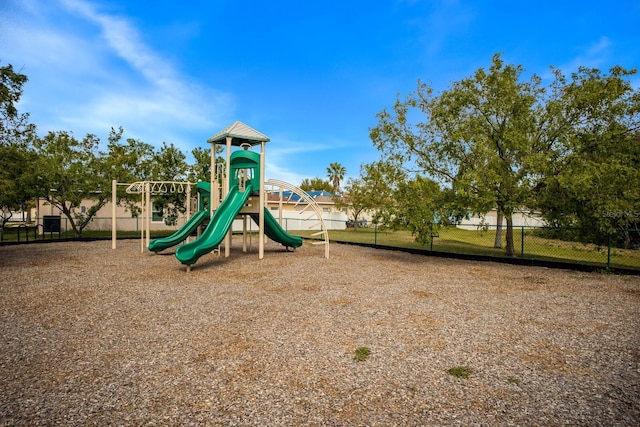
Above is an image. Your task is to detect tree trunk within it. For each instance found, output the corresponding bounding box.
[505,214,515,257]
[60,203,81,238]
[494,209,503,248]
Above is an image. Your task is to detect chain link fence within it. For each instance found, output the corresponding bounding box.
[311,222,640,271]
[3,216,639,272]
[282,220,638,272]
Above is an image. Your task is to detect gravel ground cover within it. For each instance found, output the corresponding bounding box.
[1,238,639,426]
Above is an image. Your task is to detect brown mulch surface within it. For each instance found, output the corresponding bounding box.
[1,238,639,425]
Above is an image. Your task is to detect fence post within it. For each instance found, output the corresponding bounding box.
[521,226,525,258]
[374,223,377,246]
[607,232,611,270]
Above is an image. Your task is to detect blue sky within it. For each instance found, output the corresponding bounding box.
[2,0,639,185]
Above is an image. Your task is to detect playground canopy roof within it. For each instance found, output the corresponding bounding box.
[207,121,270,146]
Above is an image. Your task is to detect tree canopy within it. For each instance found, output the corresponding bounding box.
[33,131,109,238]
[0,64,38,228]
[300,177,333,193]
[3,58,638,248]
[371,54,639,255]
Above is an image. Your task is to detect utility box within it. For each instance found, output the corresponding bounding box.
[43,215,61,233]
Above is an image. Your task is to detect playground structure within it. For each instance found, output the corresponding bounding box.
[111,180,197,252]
[138,121,330,269]
[147,182,211,253]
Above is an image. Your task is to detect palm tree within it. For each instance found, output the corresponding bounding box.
[326,162,346,195]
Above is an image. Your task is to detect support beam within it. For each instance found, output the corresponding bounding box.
[225,136,232,258]
[259,141,265,259]
[145,181,151,251]
[111,180,117,249]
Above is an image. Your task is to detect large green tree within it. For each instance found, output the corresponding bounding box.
[103,127,155,184]
[188,146,212,183]
[102,127,155,218]
[1,64,36,145]
[0,64,38,229]
[34,131,109,238]
[370,54,638,256]
[535,66,640,246]
[148,142,190,225]
[393,176,443,245]
[339,161,403,229]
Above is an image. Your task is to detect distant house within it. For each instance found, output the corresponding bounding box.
[35,196,181,234]
[456,208,546,230]
[266,190,347,230]
[267,190,340,213]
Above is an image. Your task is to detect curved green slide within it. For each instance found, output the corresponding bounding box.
[148,209,210,253]
[176,184,254,265]
[250,209,303,249]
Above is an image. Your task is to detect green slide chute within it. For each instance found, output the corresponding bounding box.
[175,184,254,266]
[148,209,210,253]
[148,181,211,253]
[250,209,302,249]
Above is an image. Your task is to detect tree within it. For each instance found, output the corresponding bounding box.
[534,65,640,246]
[188,146,211,183]
[300,177,333,193]
[151,142,188,181]
[188,144,223,183]
[393,176,443,245]
[536,133,640,246]
[101,127,155,218]
[340,177,369,229]
[0,64,38,230]
[103,127,155,183]
[1,64,36,145]
[339,161,402,227]
[0,143,39,233]
[149,142,189,225]
[34,131,109,238]
[371,54,577,256]
[326,162,346,194]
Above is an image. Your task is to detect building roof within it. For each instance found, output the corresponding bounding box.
[207,121,270,146]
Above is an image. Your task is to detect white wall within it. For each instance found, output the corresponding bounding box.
[231,210,348,232]
[456,209,546,230]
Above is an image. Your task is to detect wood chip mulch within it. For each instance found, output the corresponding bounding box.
[1,238,639,425]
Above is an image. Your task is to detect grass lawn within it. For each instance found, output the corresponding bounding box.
[295,226,640,270]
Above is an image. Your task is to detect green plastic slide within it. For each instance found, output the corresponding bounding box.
[175,184,254,265]
[250,209,303,249]
[148,209,210,253]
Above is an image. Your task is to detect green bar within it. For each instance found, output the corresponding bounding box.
[607,233,611,269]
[374,223,377,246]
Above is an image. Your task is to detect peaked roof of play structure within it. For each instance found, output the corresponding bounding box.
[207,121,270,146]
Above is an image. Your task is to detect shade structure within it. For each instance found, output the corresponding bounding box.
[207,121,270,146]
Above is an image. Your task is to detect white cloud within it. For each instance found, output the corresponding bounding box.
[265,142,328,184]
[549,36,613,77]
[2,0,234,151]
[261,131,369,186]
[60,0,175,88]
